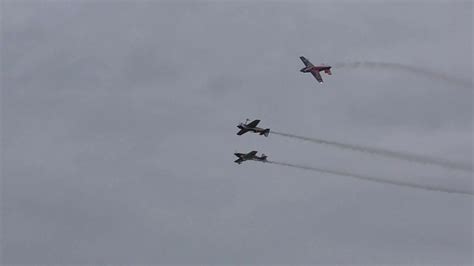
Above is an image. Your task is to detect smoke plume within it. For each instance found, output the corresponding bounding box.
[267,160,473,196]
[333,61,472,89]
[271,131,472,172]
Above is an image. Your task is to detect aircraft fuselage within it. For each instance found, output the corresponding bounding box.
[300,65,332,74]
[237,124,266,133]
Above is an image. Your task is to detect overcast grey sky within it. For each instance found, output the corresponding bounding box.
[1,0,473,264]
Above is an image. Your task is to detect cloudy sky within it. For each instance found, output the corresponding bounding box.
[2,0,473,264]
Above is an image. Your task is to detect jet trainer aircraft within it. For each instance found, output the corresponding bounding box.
[299,56,332,83]
[234,150,268,164]
[236,119,270,137]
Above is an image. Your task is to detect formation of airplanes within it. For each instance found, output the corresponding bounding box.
[234,56,331,164]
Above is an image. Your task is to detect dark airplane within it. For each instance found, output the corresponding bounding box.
[234,150,268,164]
[299,56,332,83]
[236,119,270,137]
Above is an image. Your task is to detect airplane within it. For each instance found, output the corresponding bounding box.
[234,150,268,164]
[236,119,270,137]
[299,56,332,83]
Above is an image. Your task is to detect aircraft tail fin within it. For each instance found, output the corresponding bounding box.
[261,129,270,137]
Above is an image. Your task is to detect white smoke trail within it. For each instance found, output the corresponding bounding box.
[267,160,473,196]
[271,131,472,172]
[333,61,472,89]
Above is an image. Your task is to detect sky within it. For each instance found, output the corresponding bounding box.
[1,0,473,264]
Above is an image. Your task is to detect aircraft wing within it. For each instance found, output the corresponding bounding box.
[237,129,249,135]
[246,150,258,158]
[300,56,314,67]
[310,70,323,83]
[246,119,260,128]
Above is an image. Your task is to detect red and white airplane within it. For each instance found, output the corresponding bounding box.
[299,56,332,83]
